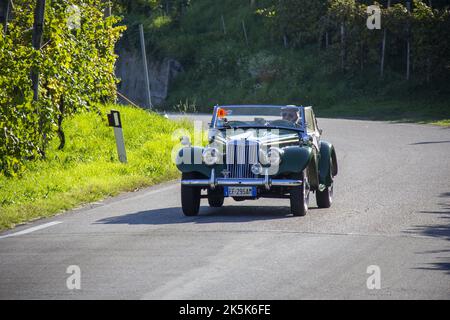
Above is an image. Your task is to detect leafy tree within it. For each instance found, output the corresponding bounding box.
[412,0,450,82]
[0,0,125,176]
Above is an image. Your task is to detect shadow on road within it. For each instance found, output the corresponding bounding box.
[96,205,294,226]
[409,140,450,145]
[407,192,450,274]
[414,249,450,275]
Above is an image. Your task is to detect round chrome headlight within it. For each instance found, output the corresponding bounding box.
[267,147,283,166]
[259,147,283,166]
[202,147,220,165]
[259,148,269,166]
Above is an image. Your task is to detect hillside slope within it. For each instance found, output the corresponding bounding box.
[117,0,450,123]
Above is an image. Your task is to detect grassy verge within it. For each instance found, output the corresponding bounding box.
[314,98,450,126]
[0,104,192,231]
[428,120,450,126]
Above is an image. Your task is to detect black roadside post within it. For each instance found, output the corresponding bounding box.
[31,0,46,155]
[0,0,11,34]
[31,0,46,101]
[406,0,411,81]
[103,0,111,18]
[107,110,128,163]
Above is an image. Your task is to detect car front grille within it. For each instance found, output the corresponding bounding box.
[226,140,259,178]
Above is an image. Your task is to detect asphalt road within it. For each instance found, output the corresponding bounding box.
[1,116,449,299]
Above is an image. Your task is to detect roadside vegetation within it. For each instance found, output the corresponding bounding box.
[1,0,125,176]
[0,1,195,231]
[0,104,192,231]
[116,0,450,124]
[1,1,449,230]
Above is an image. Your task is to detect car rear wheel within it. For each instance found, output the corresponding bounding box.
[208,187,224,207]
[316,184,333,208]
[181,173,202,216]
[316,159,334,208]
[290,171,310,216]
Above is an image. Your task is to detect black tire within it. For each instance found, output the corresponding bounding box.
[290,171,310,216]
[181,173,201,216]
[316,184,333,208]
[208,187,224,207]
[316,158,334,208]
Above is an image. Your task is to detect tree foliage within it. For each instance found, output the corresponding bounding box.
[273,0,450,79]
[252,0,449,79]
[0,0,125,176]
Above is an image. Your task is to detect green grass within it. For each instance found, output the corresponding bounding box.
[0,104,193,231]
[428,119,450,126]
[314,97,450,126]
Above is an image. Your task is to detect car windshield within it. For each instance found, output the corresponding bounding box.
[213,106,304,130]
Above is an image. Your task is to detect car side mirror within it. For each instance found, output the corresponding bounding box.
[208,129,219,143]
[319,129,323,135]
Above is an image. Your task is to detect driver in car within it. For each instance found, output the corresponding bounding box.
[281,107,300,125]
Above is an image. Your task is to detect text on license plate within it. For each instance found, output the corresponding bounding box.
[225,187,256,197]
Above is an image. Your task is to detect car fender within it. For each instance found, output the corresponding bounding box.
[318,140,338,186]
[176,147,223,178]
[277,146,314,175]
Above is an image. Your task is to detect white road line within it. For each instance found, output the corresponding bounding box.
[122,184,179,202]
[0,221,62,240]
[145,184,179,196]
[81,184,179,211]
[0,183,178,238]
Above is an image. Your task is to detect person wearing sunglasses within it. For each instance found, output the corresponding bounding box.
[280,106,300,125]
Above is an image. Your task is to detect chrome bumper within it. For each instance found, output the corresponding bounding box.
[181,169,302,190]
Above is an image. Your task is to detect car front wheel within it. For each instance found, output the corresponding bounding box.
[181,173,202,216]
[290,171,310,216]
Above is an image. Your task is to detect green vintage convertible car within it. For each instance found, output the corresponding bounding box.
[176,105,338,217]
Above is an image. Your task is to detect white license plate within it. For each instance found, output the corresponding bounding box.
[226,187,256,197]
